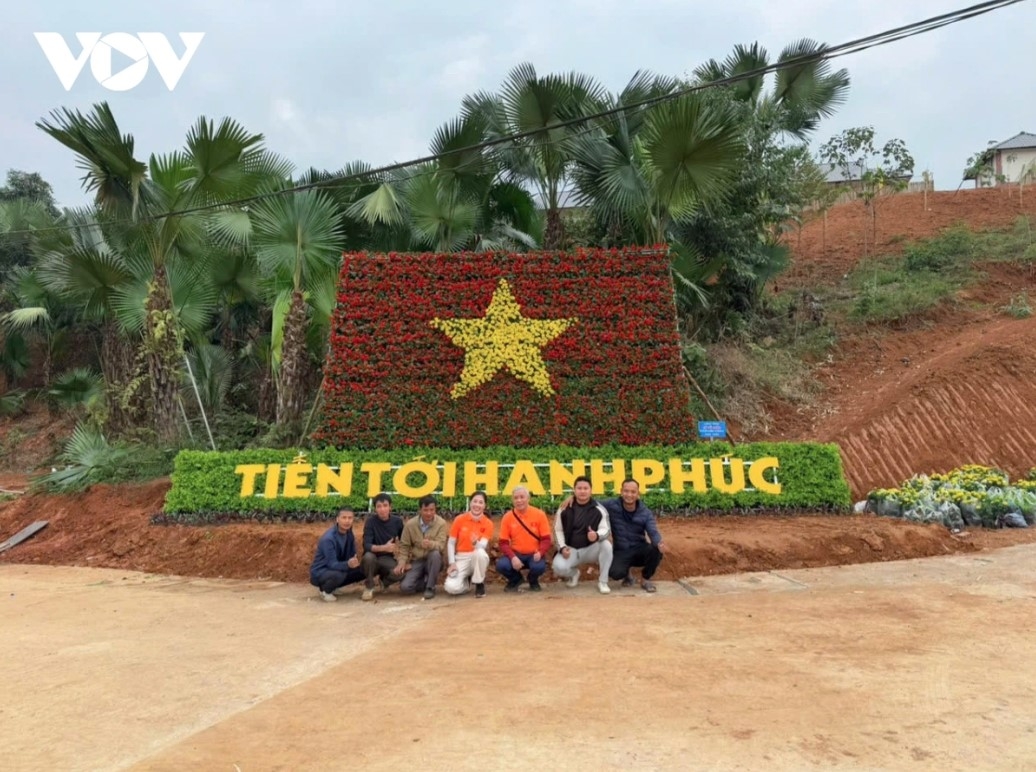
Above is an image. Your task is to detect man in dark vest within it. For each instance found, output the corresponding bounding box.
[361,492,405,601]
[551,476,613,594]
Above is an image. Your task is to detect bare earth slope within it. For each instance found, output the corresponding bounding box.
[783,188,1036,496]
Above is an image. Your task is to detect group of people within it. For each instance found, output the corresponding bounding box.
[308,476,668,601]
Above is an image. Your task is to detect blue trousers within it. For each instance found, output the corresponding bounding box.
[496,553,546,584]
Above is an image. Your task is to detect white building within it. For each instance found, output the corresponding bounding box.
[966,131,1036,186]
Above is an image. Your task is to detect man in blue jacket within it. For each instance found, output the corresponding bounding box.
[309,508,364,601]
[602,478,668,593]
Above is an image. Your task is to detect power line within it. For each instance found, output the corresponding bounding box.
[2,0,1027,240]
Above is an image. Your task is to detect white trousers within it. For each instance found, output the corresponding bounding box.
[444,548,490,595]
[552,540,613,580]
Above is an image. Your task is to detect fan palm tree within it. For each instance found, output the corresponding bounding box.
[571,85,745,246]
[462,63,608,249]
[36,102,289,440]
[247,186,345,428]
[0,264,75,389]
[348,114,541,252]
[692,39,850,139]
[0,198,56,279]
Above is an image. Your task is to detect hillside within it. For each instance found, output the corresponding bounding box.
[780,187,1036,497]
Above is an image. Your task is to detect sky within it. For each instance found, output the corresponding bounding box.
[3,0,1034,208]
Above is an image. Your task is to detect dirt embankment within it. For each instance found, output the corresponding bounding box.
[775,188,1036,496]
[4,480,1036,584]
[785,186,1036,286]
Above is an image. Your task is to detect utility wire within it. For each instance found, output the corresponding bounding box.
[2,0,1027,240]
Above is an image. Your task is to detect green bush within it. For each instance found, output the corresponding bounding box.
[903,225,975,272]
[163,441,851,521]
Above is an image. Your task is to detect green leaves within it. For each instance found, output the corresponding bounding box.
[249,187,344,291]
[35,102,148,217]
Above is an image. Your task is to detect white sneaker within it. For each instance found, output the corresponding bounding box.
[598,581,610,594]
[320,591,337,602]
[566,573,580,588]
[361,587,374,602]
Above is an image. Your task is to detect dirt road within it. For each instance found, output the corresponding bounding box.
[3,546,1036,771]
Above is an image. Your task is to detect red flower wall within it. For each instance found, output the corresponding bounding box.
[314,246,693,449]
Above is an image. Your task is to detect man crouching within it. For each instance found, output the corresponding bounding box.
[392,495,448,600]
[309,508,364,601]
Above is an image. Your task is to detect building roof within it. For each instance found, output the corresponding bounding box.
[820,162,866,184]
[992,131,1036,151]
[530,187,581,210]
[819,162,911,184]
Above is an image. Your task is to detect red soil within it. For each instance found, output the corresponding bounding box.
[3,479,1036,584]
[777,188,1036,497]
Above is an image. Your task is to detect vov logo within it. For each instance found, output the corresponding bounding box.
[34,32,205,91]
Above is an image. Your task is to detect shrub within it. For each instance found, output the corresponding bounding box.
[163,441,851,521]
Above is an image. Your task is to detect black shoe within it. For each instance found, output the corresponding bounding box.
[474,582,486,598]
[423,587,436,600]
[621,575,635,588]
[504,580,521,593]
[529,581,542,592]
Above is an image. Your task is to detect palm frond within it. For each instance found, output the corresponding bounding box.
[405,174,479,251]
[35,102,148,216]
[250,189,344,291]
[722,42,770,104]
[346,179,407,227]
[183,343,234,413]
[2,304,50,331]
[643,94,745,221]
[184,116,268,202]
[48,367,103,409]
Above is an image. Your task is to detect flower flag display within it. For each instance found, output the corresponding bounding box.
[315,246,693,449]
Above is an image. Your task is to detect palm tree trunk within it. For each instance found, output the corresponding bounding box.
[100,321,136,435]
[543,207,565,250]
[144,266,182,442]
[276,289,309,427]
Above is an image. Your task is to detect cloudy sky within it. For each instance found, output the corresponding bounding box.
[3,0,1033,208]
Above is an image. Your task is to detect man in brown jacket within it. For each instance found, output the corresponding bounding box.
[393,495,449,600]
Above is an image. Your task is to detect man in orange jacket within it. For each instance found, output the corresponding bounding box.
[496,486,552,592]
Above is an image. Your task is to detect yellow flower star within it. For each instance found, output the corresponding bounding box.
[429,279,578,399]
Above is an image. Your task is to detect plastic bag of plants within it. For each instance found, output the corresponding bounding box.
[1003,488,1036,525]
[874,498,901,518]
[959,502,982,527]
[979,493,1011,528]
[997,511,1028,529]
[936,502,964,531]
[903,501,941,524]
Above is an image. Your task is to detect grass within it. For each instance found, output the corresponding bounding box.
[1000,292,1033,319]
[687,217,1036,438]
[833,217,1036,325]
[684,296,835,438]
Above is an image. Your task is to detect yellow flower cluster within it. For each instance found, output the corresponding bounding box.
[430,279,578,399]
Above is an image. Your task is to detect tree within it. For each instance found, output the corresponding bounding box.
[248,186,344,429]
[348,114,542,253]
[0,170,60,217]
[692,39,850,140]
[571,85,745,246]
[0,172,60,278]
[665,40,851,329]
[819,126,914,251]
[37,102,288,441]
[461,63,608,249]
[962,142,1002,188]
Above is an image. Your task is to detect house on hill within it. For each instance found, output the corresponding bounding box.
[963,131,1036,187]
[818,162,916,199]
